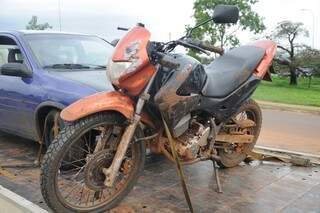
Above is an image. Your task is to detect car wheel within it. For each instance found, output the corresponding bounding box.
[44,110,64,147]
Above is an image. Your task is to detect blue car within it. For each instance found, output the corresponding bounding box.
[0,31,114,146]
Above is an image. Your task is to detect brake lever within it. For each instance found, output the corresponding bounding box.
[117,27,129,31]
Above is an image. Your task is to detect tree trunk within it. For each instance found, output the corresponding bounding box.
[289,65,297,85]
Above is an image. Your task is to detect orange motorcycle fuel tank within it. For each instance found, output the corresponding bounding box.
[107,26,156,96]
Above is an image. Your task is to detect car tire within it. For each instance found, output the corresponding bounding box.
[44,110,64,147]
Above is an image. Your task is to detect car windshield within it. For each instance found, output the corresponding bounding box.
[24,34,113,70]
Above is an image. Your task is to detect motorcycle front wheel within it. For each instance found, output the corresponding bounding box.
[41,112,145,213]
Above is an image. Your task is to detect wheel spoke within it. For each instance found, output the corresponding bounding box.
[78,185,85,205]
[70,145,90,155]
[52,122,140,210]
[85,190,91,206]
[59,168,83,178]
[62,157,86,165]
[64,180,84,199]
[72,166,85,179]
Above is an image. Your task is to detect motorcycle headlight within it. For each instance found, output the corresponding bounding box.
[106,59,132,85]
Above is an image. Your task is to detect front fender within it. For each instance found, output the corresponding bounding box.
[61,91,135,122]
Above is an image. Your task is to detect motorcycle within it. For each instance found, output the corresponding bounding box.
[40,5,277,212]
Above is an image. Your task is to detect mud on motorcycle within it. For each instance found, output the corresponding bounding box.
[40,5,277,212]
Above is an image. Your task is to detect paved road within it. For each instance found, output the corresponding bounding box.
[0,134,320,212]
[258,109,320,155]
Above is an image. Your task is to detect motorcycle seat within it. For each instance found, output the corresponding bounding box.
[202,45,265,98]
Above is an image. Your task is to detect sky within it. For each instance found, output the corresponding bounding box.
[0,0,319,48]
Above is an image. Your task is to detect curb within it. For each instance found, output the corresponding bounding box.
[256,100,320,115]
[254,145,320,165]
[0,185,48,213]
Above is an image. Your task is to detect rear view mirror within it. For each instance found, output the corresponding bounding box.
[111,39,119,47]
[0,63,32,78]
[213,5,239,24]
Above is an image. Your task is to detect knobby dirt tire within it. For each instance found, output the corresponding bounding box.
[40,112,146,213]
[217,99,262,168]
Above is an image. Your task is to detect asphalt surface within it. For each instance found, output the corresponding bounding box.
[258,109,320,155]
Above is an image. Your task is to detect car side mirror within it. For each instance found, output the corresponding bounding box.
[111,39,119,47]
[213,5,239,24]
[0,63,32,78]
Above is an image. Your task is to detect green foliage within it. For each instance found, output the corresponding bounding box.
[188,0,265,49]
[253,76,320,107]
[273,21,309,59]
[273,21,309,41]
[273,60,289,74]
[296,46,320,76]
[271,21,309,85]
[26,16,52,30]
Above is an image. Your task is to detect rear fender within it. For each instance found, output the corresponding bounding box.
[263,69,272,82]
[61,91,134,122]
[251,40,277,80]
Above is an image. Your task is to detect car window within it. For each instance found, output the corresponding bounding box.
[25,34,113,70]
[0,36,24,66]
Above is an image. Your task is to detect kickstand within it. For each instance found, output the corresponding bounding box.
[212,159,222,193]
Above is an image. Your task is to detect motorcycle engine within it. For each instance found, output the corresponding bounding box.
[175,121,211,161]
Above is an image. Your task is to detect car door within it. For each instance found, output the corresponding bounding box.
[0,34,42,139]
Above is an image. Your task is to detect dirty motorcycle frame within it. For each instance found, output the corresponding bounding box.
[61,4,276,200]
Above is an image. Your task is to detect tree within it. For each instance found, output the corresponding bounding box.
[26,16,52,30]
[296,46,320,77]
[188,0,265,49]
[272,21,309,85]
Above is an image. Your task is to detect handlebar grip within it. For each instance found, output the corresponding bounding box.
[203,44,224,55]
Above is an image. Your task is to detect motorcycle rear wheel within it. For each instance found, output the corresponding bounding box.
[40,112,145,213]
[217,99,262,168]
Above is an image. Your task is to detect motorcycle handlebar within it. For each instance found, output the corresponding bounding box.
[177,40,209,55]
[185,38,224,55]
[150,39,224,69]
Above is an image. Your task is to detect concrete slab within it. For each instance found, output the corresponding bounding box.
[0,185,48,213]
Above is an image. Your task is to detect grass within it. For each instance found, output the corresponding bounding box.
[253,76,320,107]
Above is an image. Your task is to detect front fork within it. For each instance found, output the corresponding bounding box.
[102,66,158,187]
